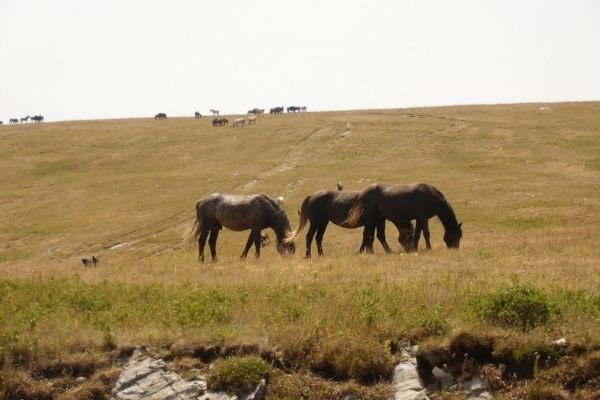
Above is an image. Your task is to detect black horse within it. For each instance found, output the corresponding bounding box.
[31,115,44,123]
[285,190,414,258]
[287,106,300,113]
[212,117,228,127]
[346,183,462,252]
[192,193,295,262]
[155,113,167,120]
[270,106,284,115]
[9,118,19,124]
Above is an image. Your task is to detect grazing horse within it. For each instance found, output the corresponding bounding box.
[31,115,44,123]
[346,183,463,252]
[270,106,284,115]
[284,190,414,258]
[247,115,256,125]
[195,111,202,119]
[9,118,19,124]
[248,108,264,115]
[20,116,30,123]
[155,113,167,120]
[212,117,228,127]
[210,109,219,116]
[192,193,295,262]
[232,118,246,127]
[287,106,299,113]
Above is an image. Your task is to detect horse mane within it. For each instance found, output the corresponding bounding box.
[434,190,460,232]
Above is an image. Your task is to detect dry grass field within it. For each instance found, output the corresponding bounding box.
[1,103,599,398]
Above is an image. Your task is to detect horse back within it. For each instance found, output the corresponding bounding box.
[306,190,360,227]
[379,183,443,220]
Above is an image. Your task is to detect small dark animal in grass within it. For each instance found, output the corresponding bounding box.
[346,182,462,252]
[192,193,295,262]
[284,189,414,258]
[81,256,99,267]
[195,111,202,119]
[154,113,167,120]
[260,233,271,247]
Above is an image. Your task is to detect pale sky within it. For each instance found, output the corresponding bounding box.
[1,0,599,122]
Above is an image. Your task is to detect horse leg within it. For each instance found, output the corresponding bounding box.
[305,223,318,258]
[376,218,392,253]
[241,231,254,258]
[414,219,425,251]
[252,229,262,258]
[208,226,220,261]
[422,219,432,249]
[361,223,376,254]
[198,229,210,262]
[315,221,329,257]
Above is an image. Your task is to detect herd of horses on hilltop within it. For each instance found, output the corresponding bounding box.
[0,115,44,125]
[151,106,308,128]
[192,182,462,262]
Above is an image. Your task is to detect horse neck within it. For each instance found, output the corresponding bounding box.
[271,213,291,243]
[435,199,459,232]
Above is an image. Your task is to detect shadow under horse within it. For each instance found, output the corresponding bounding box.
[192,193,295,262]
[346,183,462,252]
[284,190,414,258]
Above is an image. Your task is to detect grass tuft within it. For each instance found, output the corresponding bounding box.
[207,356,270,396]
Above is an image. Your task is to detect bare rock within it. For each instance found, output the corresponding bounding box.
[391,355,430,400]
[112,349,265,400]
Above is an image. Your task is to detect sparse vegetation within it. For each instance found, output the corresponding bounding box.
[1,103,599,397]
[207,356,270,395]
[472,282,560,331]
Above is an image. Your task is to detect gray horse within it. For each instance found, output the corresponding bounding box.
[192,193,295,262]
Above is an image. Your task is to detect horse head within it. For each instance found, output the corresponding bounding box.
[272,202,295,256]
[398,222,416,252]
[443,222,462,248]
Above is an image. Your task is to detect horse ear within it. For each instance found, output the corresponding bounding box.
[458,222,462,228]
[297,210,300,216]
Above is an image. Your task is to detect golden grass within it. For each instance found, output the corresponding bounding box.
[1,103,599,396]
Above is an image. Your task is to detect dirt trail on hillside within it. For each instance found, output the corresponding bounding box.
[239,121,352,191]
[80,120,353,260]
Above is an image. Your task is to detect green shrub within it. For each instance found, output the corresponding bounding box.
[417,305,449,336]
[473,283,559,331]
[207,356,270,395]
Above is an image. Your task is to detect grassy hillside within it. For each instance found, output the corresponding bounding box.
[1,103,599,398]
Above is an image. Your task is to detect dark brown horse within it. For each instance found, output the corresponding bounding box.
[346,183,462,252]
[192,193,295,262]
[284,190,414,258]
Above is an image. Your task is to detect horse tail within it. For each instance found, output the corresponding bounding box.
[344,200,364,228]
[190,201,203,243]
[283,196,310,245]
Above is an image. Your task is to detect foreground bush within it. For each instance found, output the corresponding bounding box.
[207,356,270,396]
[473,283,559,331]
